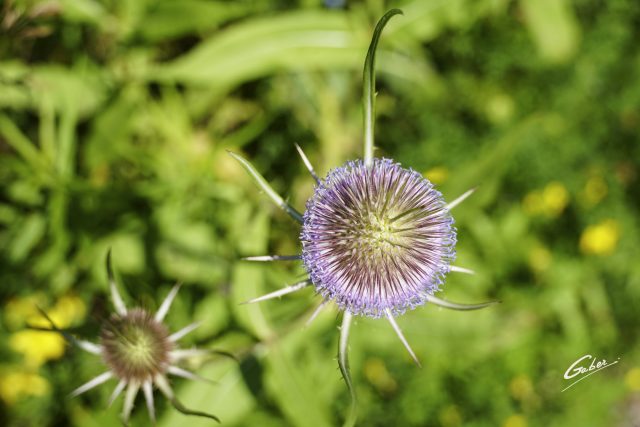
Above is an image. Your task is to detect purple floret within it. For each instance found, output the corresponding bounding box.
[301,158,457,318]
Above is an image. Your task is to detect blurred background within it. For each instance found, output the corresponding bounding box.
[1,0,639,426]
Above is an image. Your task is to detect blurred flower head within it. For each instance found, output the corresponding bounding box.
[100,308,174,383]
[522,181,569,218]
[580,219,620,256]
[424,165,449,185]
[45,253,220,425]
[0,367,50,405]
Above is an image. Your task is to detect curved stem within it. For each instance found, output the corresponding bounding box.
[363,9,403,166]
[155,375,220,423]
[338,311,357,427]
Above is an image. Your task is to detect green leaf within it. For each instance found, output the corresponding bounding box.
[9,213,46,262]
[265,346,333,427]
[151,11,357,87]
[138,0,254,42]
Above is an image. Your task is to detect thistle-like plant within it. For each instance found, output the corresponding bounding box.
[39,252,220,425]
[230,9,498,425]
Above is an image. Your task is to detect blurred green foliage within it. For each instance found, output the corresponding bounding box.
[1,0,639,426]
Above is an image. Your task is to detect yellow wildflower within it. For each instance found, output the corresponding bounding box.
[509,375,534,401]
[523,182,569,217]
[503,414,527,427]
[439,405,462,427]
[9,330,66,368]
[0,367,50,405]
[44,294,86,328]
[625,367,640,391]
[541,182,569,217]
[6,294,86,368]
[424,166,448,185]
[3,293,46,329]
[580,219,620,256]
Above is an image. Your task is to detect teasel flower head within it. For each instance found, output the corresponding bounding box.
[301,158,456,318]
[230,8,499,426]
[37,252,220,425]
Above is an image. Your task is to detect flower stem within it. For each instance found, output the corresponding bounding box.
[363,9,403,167]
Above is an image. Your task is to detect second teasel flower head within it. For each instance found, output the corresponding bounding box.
[100,308,173,383]
[301,158,457,317]
[38,251,221,425]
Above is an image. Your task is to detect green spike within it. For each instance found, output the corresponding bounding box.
[228,151,303,223]
[427,294,501,311]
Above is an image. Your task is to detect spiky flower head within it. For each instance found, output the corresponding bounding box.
[100,308,173,383]
[56,252,219,425]
[301,158,456,317]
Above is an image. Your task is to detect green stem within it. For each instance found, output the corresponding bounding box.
[363,9,403,166]
[338,311,357,427]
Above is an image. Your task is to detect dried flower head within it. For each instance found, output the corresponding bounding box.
[40,252,219,425]
[230,8,499,426]
[99,308,173,383]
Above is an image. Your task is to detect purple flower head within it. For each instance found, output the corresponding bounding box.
[301,158,456,317]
